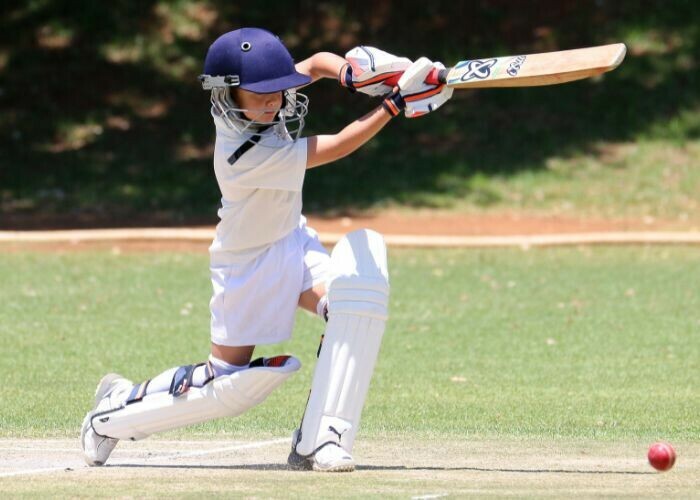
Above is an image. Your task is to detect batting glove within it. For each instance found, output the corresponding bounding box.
[398,58,453,118]
[340,46,412,96]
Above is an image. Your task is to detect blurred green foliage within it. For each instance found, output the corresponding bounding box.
[0,0,698,226]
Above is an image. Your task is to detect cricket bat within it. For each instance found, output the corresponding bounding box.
[385,43,626,89]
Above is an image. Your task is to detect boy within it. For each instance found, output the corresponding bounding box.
[81,27,452,472]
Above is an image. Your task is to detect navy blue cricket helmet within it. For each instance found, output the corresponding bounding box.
[200,28,311,93]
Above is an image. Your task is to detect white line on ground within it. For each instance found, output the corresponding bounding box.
[0,466,79,479]
[145,438,289,460]
[0,438,289,478]
[0,447,81,452]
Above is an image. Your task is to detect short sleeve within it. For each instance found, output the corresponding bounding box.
[215,137,308,191]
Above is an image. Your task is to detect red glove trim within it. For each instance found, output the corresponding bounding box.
[403,84,445,102]
[353,71,405,89]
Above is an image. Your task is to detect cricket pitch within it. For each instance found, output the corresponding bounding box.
[1,437,697,497]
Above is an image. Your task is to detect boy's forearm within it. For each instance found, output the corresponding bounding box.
[307,105,393,169]
[333,106,393,158]
[296,52,347,83]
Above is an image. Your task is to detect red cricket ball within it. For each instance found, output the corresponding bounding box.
[647,442,676,471]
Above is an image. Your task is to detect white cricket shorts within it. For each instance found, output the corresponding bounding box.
[209,220,329,346]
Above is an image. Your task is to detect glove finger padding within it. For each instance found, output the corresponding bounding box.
[344,46,412,96]
[397,57,433,90]
[399,58,453,119]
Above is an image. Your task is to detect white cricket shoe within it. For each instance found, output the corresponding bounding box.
[311,443,355,472]
[80,373,133,466]
[287,430,356,472]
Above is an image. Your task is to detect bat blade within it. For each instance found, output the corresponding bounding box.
[438,43,626,89]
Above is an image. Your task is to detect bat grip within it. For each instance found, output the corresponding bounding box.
[384,67,448,88]
[425,67,448,85]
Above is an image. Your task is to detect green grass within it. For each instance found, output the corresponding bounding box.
[1,246,698,442]
[407,140,700,222]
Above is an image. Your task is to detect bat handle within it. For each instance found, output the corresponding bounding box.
[425,67,448,85]
[384,67,448,88]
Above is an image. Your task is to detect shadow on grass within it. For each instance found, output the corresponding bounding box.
[358,465,652,475]
[110,462,652,475]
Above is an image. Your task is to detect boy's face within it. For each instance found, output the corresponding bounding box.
[233,88,284,122]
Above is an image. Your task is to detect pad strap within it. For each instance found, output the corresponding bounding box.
[126,380,150,405]
[169,361,215,398]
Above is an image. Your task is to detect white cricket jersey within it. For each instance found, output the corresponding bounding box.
[209,112,308,262]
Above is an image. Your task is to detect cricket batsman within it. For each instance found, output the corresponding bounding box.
[80,27,452,472]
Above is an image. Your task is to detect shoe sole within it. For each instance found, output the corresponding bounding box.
[80,373,124,466]
[288,438,356,473]
[312,462,356,472]
[288,451,355,472]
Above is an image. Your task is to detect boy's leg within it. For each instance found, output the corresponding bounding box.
[129,348,252,398]
[298,283,327,316]
[81,356,239,466]
[210,344,256,366]
[290,229,390,472]
[80,349,300,466]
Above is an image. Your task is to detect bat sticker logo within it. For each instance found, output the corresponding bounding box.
[507,55,526,77]
[453,58,498,82]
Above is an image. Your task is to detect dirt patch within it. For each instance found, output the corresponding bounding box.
[2,210,698,253]
[3,210,693,234]
[306,211,694,236]
[0,437,697,497]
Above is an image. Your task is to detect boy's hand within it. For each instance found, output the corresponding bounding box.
[380,57,453,118]
[398,57,453,118]
[340,46,412,96]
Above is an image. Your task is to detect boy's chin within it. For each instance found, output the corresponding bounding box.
[244,112,278,123]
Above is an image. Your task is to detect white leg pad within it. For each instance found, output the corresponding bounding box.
[91,356,301,441]
[295,229,389,456]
